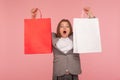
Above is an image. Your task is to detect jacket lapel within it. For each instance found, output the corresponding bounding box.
[66,34,73,54]
[52,37,65,54]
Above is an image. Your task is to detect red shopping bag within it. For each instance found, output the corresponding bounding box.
[24,8,52,54]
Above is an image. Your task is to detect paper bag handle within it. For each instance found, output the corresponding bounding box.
[31,8,42,19]
[81,10,85,18]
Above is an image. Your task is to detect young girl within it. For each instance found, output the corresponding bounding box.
[52,7,95,80]
[52,19,81,80]
[31,7,95,80]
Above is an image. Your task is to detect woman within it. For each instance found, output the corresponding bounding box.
[31,7,95,80]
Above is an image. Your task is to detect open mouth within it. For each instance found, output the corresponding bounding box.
[63,31,67,34]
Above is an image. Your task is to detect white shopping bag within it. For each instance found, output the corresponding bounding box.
[73,18,102,53]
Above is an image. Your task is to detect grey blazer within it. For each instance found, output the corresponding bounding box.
[52,32,82,77]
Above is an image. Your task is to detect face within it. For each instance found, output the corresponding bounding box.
[59,22,70,38]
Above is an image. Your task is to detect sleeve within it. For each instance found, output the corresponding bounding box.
[52,32,57,39]
[69,33,73,41]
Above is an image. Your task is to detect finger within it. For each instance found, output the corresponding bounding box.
[31,8,38,13]
[83,7,91,11]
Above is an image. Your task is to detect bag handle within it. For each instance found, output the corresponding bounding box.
[81,10,85,18]
[31,8,42,19]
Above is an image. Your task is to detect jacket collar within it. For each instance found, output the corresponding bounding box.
[52,34,73,55]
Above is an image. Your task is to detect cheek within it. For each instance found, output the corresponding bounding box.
[67,28,70,32]
[59,28,63,33]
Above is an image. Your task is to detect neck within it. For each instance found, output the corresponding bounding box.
[61,36,68,38]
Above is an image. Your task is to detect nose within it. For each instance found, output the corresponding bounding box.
[63,28,67,31]
[63,27,67,29]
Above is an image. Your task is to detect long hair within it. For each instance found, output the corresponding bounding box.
[56,19,73,37]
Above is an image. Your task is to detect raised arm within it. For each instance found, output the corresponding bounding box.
[83,7,96,18]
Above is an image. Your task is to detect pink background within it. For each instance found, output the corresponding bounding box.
[0,0,120,80]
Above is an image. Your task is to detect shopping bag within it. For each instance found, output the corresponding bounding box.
[73,18,102,53]
[24,8,52,54]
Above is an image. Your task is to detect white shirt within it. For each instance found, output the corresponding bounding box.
[56,37,73,53]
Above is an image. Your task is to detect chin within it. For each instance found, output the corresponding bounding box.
[61,34,69,38]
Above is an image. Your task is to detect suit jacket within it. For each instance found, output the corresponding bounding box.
[52,32,82,76]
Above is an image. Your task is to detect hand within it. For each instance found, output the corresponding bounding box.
[31,8,38,18]
[31,8,38,13]
[83,7,95,18]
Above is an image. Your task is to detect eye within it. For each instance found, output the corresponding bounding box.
[66,26,70,28]
[60,26,64,28]
[60,26,70,28]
